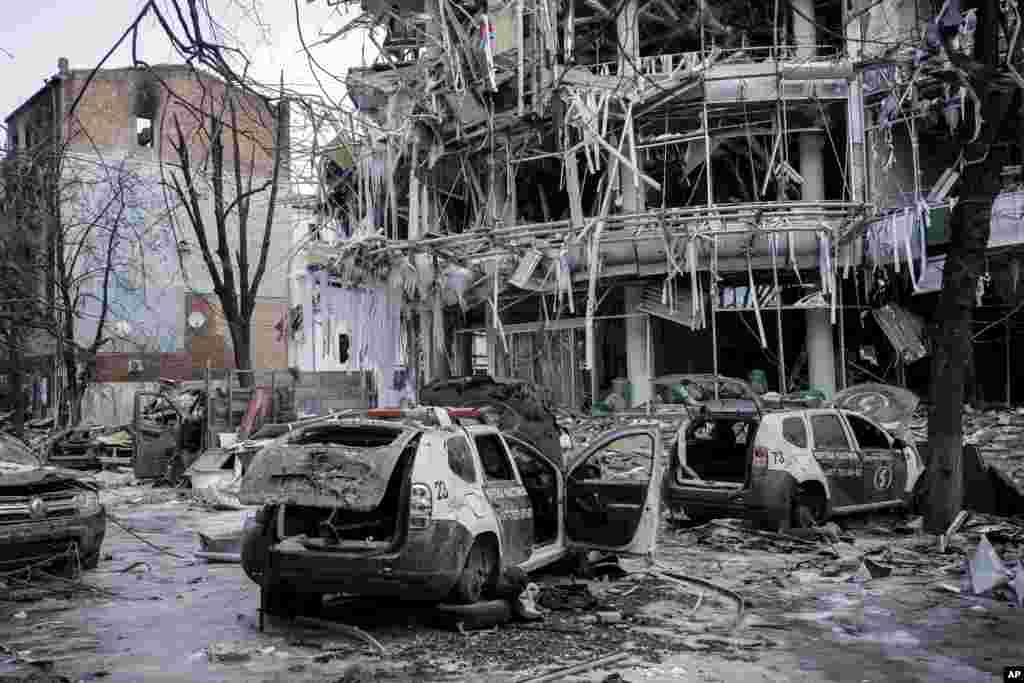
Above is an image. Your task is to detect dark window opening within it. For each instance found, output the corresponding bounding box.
[135,85,157,148]
[474,434,515,481]
[136,116,153,147]
[683,419,755,483]
[782,417,808,448]
[810,414,850,450]
[338,333,350,363]
[846,414,890,450]
[289,425,403,448]
[509,438,558,545]
[447,436,476,483]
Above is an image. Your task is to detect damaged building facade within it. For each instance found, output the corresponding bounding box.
[293,0,1024,409]
[4,61,294,406]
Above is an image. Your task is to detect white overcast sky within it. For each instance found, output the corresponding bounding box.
[1,0,370,131]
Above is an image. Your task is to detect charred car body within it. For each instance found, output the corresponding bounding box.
[238,407,665,613]
[0,435,106,571]
[660,379,926,528]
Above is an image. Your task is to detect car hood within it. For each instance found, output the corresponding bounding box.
[831,383,920,432]
[238,431,416,510]
[0,462,95,490]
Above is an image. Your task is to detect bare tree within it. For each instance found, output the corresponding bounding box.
[56,156,159,424]
[163,85,287,381]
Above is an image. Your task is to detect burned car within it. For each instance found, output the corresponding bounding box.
[0,434,106,572]
[238,407,665,614]
[663,381,926,529]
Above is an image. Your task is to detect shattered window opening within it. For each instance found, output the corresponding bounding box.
[810,414,851,451]
[846,414,891,450]
[288,425,403,448]
[447,435,476,483]
[782,417,808,449]
[474,434,516,481]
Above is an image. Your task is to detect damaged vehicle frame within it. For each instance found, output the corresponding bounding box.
[239,407,665,613]
[659,377,926,528]
[0,434,106,572]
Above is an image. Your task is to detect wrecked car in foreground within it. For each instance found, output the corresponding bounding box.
[663,381,926,529]
[238,407,664,614]
[0,434,106,572]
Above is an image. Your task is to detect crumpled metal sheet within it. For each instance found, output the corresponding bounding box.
[238,433,414,511]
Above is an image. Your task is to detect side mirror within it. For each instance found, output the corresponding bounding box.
[892,438,907,450]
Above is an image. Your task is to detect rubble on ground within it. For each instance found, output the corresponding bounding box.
[911,406,1024,492]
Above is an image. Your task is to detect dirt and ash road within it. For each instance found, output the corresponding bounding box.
[1,481,1022,683]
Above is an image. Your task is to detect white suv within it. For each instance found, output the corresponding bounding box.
[238,407,666,615]
[661,381,925,529]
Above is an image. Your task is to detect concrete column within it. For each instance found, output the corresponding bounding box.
[624,284,650,407]
[806,308,836,397]
[799,132,826,201]
[617,0,644,214]
[419,307,434,384]
[792,0,817,58]
[617,0,639,79]
[800,131,835,397]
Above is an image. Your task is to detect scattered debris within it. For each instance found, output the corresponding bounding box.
[515,651,632,683]
[292,616,386,654]
[969,534,1010,595]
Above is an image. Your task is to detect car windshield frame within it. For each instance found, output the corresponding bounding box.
[0,436,40,468]
[652,377,757,405]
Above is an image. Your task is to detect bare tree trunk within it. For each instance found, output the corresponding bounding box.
[922,0,1016,532]
[231,322,253,388]
[10,333,24,440]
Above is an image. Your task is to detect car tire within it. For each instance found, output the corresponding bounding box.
[79,550,100,570]
[165,453,189,488]
[792,488,825,529]
[450,540,498,604]
[241,506,276,585]
[262,582,321,619]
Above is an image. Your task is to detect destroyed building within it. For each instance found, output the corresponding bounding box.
[4,61,294,401]
[291,0,1024,410]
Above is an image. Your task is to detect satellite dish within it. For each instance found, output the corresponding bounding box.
[188,311,207,329]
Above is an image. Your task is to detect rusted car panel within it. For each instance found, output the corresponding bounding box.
[238,423,416,511]
[268,518,475,600]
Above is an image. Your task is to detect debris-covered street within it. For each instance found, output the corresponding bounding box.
[8,0,1024,679]
[2,474,1023,683]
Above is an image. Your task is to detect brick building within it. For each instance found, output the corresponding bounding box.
[4,60,294,403]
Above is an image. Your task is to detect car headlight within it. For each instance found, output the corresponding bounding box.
[75,490,101,515]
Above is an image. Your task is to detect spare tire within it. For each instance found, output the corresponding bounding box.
[420,376,563,462]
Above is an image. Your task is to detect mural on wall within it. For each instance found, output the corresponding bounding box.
[72,163,183,353]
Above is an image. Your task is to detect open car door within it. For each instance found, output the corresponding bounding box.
[564,426,664,556]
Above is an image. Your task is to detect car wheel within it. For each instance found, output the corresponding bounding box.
[450,540,498,604]
[165,453,189,487]
[792,489,825,529]
[79,550,100,570]
[263,582,321,619]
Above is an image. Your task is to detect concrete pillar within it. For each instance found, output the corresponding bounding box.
[800,131,835,397]
[806,308,836,397]
[419,307,434,384]
[617,0,639,78]
[792,0,817,59]
[799,132,826,201]
[624,284,650,407]
[617,0,644,214]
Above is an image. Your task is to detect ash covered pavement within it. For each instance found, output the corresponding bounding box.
[1,481,1022,683]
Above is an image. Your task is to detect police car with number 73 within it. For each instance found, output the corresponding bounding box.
[660,379,926,530]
